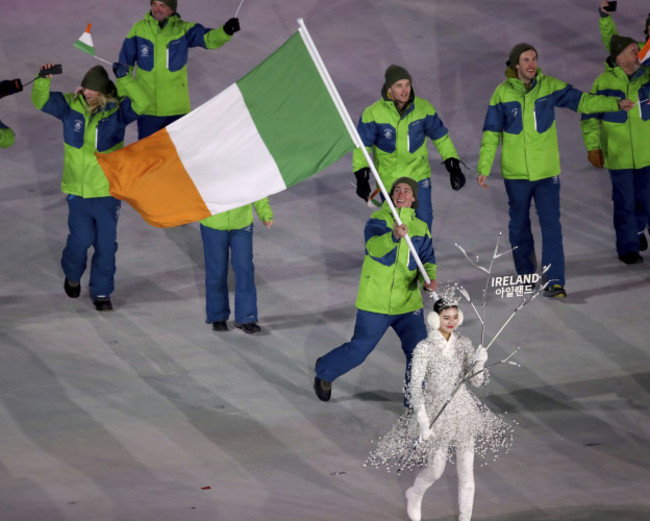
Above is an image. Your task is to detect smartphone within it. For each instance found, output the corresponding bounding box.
[603,1,617,12]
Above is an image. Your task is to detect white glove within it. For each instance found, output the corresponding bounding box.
[416,406,431,442]
[473,345,488,366]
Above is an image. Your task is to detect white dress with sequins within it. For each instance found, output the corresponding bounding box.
[367,330,514,471]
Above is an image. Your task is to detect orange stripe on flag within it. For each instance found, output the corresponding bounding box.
[639,39,650,63]
[96,129,211,228]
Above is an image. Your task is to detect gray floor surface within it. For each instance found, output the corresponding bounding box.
[1,0,649,520]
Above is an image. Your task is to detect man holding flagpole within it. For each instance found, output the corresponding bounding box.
[314,177,437,402]
[117,0,241,139]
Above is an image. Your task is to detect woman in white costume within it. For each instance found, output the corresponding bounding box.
[367,297,514,521]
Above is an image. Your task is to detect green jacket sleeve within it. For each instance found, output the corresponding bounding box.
[253,197,274,223]
[477,129,501,176]
[431,133,458,162]
[205,26,232,49]
[576,92,620,114]
[580,115,601,152]
[599,14,617,51]
[366,230,398,259]
[580,79,602,152]
[31,77,51,110]
[0,123,15,148]
[477,87,503,176]
[116,74,150,115]
[352,145,371,172]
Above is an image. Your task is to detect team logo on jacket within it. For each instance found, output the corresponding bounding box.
[511,108,519,118]
[73,120,83,132]
[139,44,151,58]
[383,128,393,140]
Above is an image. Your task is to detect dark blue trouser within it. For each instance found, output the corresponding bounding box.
[416,178,433,231]
[200,223,257,325]
[61,195,121,298]
[504,176,564,287]
[315,309,427,383]
[609,166,650,256]
[137,114,183,140]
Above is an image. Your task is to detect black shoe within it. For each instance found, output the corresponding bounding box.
[64,278,81,298]
[543,284,567,298]
[313,376,332,402]
[640,233,648,252]
[93,296,113,311]
[235,322,261,334]
[212,321,228,331]
[618,252,643,265]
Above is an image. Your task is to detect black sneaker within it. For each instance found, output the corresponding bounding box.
[235,322,261,334]
[543,284,567,298]
[640,232,648,252]
[618,252,643,265]
[93,297,113,311]
[313,376,332,402]
[212,321,228,331]
[64,278,81,298]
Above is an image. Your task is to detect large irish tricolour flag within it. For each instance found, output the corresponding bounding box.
[97,26,356,227]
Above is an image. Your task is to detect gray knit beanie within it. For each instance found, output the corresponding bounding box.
[384,65,412,89]
[152,0,177,12]
[609,34,637,60]
[81,66,115,96]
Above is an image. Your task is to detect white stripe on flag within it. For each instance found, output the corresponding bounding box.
[166,83,287,215]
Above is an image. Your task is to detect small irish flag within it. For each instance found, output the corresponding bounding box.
[97,29,356,228]
[639,38,650,65]
[74,23,95,56]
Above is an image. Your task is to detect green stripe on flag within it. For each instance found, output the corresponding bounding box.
[237,32,354,187]
[74,40,95,56]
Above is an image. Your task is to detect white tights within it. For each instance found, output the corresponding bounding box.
[405,449,475,521]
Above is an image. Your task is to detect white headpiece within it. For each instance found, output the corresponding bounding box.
[426,282,464,330]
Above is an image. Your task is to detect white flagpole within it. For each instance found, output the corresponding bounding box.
[235,0,246,17]
[296,18,432,285]
[93,56,113,66]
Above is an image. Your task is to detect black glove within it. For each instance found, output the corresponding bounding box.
[0,79,23,99]
[223,17,240,36]
[444,157,466,191]
[112,62,129,79]
[354,168,372,201]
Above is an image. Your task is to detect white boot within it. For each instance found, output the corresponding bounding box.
[405,486,424,521]
[457,450,475,521]
[405,452,446,521]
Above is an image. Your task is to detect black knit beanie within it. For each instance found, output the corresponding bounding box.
[81,66,115,96]
[384,65,412,89]
[152,0,177,11]
[609,35,637,60]
[506,43,537,67]
[390,177,419,209]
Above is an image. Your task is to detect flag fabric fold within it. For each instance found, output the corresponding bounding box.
[97,30,355,228]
